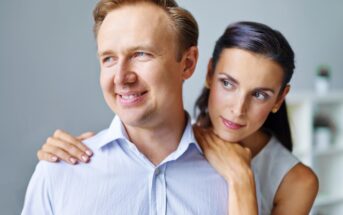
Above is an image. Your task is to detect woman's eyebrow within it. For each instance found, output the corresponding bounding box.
[218,72,239,85]
[254,87,275,94]
[218,72,276,94]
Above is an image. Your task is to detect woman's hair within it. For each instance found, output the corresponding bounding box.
[194,21,295,151]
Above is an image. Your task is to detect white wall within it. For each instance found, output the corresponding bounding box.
[1,0,342,214]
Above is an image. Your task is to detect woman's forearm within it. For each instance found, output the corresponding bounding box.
[227,169,258,215]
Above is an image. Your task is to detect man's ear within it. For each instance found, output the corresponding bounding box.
[205,58,214,88]
[273,84,290,112]
[181,46,198,80]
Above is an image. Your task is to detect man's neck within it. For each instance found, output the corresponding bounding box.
[124,111,188,165]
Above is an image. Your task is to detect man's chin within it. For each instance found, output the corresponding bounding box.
[119,113,150,127]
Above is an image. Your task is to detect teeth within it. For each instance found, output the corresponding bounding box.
[121,94,139,100]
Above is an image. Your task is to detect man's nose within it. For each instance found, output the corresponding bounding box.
[114,60,137,86]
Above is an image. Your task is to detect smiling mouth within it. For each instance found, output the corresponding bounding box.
[117,91,147,106]
[220,117,246,130]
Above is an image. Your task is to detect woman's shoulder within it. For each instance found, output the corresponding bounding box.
[273,163,319,213]
[280,163,319,193]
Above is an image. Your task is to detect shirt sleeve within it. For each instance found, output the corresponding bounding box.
[21,162,53,215]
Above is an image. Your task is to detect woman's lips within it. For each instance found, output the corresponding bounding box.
[221,117,246,130]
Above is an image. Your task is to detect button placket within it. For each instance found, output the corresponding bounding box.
[155,165,166,215]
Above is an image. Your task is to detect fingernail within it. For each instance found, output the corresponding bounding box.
[69,157,77,164]
[85,150,93,156]
[81,155,89,162]
[51,156,58,162]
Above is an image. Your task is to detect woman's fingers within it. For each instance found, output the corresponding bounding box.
[37,150,58,163]
[47,137,90,163]
[40,143,78,165]
[36,129,94,164]
[77,131,95,141]
[53,129,93,157]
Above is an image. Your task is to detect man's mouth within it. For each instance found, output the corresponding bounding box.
[117,91,147,106]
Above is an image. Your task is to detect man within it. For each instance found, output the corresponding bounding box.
[22,0,227,214]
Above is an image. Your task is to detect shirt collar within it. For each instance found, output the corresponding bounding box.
[174,113,203,155]
[94,115,129,150]
[94,112,203,155]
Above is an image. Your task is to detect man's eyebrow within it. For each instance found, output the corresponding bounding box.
[128,45,156,52]
[98,45,160,57]
[98,50,114,57]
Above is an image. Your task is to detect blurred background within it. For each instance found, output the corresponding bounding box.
[1,0,342,214]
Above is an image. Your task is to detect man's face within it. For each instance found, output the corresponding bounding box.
[97,3,189,128]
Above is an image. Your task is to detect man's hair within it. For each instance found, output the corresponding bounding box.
[93,0,198,60]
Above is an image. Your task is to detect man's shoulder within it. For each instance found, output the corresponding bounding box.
[35,159,76,177]
[81,128,111,151]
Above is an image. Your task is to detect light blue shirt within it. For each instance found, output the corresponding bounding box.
[22,115,228,215]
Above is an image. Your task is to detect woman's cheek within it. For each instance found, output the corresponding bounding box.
[250,107,272,127]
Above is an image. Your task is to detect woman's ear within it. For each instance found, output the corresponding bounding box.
[182,46,198,80]
[272,84,290,112]
[205,59,214,88]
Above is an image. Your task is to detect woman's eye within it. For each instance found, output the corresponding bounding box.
[221,79,234,89]
[253,91,269,101]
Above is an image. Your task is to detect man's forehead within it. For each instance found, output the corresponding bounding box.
[101,2,172,30]
[97,3,175,52]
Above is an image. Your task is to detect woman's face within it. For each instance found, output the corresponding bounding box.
[207,48,289,142]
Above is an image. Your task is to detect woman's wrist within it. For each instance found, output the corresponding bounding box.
[225,165,254,184]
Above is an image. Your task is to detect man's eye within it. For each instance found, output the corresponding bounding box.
[132,52,152,61]
[102,57,115,67]
[133,52,147,57]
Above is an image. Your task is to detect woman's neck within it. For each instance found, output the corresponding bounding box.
[240,130,271,158]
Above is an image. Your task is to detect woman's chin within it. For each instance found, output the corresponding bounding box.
[216,130,244,143]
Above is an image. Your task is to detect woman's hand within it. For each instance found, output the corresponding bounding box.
[193,125,258,215]
[193,125,252,182]
[37,129,94,165]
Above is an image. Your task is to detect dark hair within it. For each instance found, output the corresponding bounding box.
[194,21,295,151]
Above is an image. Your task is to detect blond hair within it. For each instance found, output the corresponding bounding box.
[93,0,198,59]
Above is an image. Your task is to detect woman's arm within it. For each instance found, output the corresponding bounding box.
[271,163,319,215]
[193,126,258,215]
[37,129,94,164]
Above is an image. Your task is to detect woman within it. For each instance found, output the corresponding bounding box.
[38,21,318,214]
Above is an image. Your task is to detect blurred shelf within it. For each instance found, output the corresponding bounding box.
[287,91,343,104]
[315,194,343,207]
[287,91,343,214]
[313,145,343,157]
